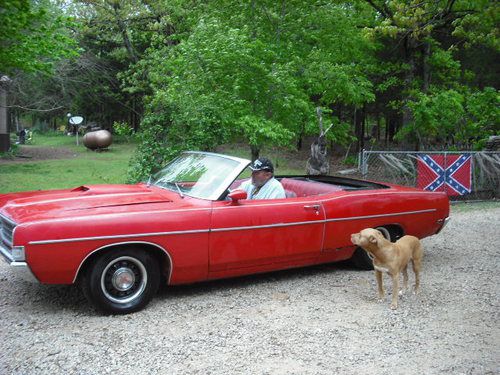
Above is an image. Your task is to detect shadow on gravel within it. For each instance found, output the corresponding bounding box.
[13,261,363,315]
[157,260,361,300]
[13,282,92,315]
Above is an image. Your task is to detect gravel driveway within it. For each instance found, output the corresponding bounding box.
[1,204,498,375]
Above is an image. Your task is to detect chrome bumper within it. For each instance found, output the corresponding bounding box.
[0,243,39,283]
[435,217,451,234]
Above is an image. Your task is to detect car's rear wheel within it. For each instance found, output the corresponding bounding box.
[81,248,160,314]
[350,226,395,270]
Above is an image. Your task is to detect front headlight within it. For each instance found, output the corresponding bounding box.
[11,246,25,261]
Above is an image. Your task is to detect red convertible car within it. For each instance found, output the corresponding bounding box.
[0,151,449,314]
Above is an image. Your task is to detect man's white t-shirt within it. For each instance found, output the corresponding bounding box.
[239,177,286,200]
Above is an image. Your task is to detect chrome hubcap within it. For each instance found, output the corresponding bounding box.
[101,256,148,304]
[112,267,136,291]
[375,226,391,241]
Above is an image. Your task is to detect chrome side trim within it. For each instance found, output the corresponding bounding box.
[29,208,436,245]
[72,241,174,284]
[435,216,450,234]
[213,200,321,209]
[29,229,210,245]
[325,209,437,222]
[211,220,324,233]
[320,190,446,204]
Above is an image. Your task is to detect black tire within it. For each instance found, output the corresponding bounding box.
[350,226,395,270]
[81,248,160,314]
[350,247,375,270]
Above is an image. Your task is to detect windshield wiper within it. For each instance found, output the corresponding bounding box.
[146,175,153,187]
[174,182,184,198]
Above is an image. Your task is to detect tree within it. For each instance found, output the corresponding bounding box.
[0,0,77,151]
[0,0,77,74]
[128,0,378,179]
[363,0,499,149]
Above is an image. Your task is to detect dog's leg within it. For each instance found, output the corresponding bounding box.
[412,243,423,294]
[375,270,385,300]
[401,266,409,295]
[412,259,421,294]
[391,273,399,309]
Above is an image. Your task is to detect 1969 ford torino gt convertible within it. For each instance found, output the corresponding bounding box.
[0,151,449,314]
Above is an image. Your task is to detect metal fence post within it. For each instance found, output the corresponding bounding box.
[359,149,368,178]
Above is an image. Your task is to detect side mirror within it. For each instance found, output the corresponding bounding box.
[227,189,247,203]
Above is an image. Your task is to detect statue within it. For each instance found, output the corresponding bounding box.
[306,107,333,175]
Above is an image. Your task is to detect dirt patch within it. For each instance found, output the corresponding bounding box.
[0,145,79,164]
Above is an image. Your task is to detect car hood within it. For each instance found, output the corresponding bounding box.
[0,184,179,224]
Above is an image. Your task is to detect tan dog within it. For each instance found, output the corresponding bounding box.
[351,228,423,309]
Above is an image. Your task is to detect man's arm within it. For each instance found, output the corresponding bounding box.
[266,179,286,199]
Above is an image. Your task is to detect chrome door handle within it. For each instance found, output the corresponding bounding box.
[304,204,321,215]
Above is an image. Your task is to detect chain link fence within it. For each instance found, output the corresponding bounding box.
[358,151,500,201]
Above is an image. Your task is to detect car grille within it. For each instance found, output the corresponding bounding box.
[0,214,16,247]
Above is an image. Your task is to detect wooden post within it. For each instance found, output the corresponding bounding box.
[0,76,11,153]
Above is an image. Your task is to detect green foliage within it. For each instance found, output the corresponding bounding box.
[0,143,19,159]
[465,87,500,148]
[127,114,179,183]
[0,0,78,74]
[428,47,462,86]
[112,121,136,144]
[6,0,498,179]
[319,114,356,147]
[127,1,380,179]
[396,86,499,148]
[451,1,500,50]
[343,155,358,166]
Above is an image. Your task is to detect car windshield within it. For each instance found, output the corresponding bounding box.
[151,152,248,200]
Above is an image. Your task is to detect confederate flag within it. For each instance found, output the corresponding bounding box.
[417,154,472,196]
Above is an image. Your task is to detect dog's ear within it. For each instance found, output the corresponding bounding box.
[368,235,377,244]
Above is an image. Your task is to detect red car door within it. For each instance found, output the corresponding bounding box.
[209,197,325,277]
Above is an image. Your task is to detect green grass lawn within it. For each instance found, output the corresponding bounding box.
[0,133,307,194]
[0,133,137,194]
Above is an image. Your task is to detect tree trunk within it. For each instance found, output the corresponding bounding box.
[376,112,381,141]
[296,134,303,150]
[250,145,260,162]
[354,108,358,152]
[402,38,415,130]
[403,36,419,150]
[361,104,366,150]
[422,41,431,92]
[0,84,10,152]
[113,4,138,64]
[354,106,365,152]
[386,111,397,143]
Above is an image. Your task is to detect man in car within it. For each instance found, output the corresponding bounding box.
[239,157,286,199]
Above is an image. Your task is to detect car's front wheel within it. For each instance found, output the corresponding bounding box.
[82,248,160,314]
